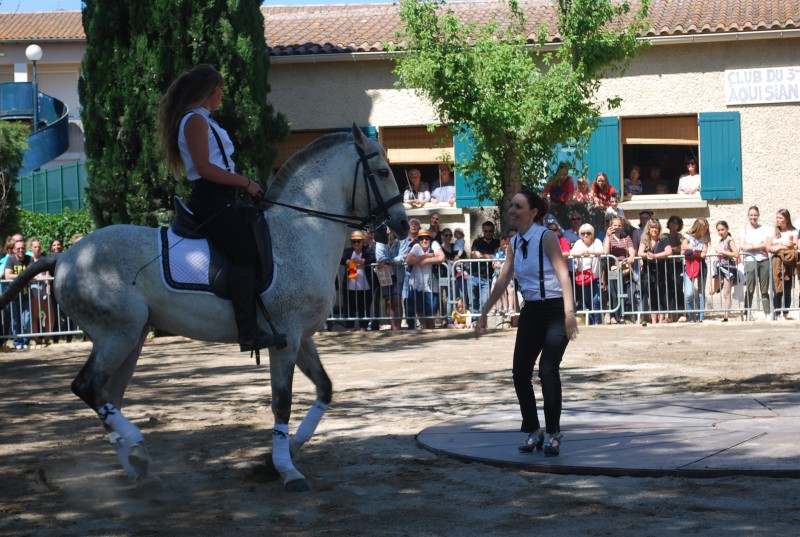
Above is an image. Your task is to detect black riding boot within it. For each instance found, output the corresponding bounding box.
[230,265,284,352]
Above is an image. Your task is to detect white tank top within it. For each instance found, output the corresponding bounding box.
[178,107,236,180]
[513,224,563,302]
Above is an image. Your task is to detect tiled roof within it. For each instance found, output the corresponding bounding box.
[2,1,799,54]
[0,10,83,41]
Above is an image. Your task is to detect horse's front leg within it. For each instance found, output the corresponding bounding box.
[290,337,332,458]
[269,342,310,492]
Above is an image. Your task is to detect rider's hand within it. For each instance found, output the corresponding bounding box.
[245,178,263,200]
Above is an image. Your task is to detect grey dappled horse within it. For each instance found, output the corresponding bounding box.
[0,125,408,492]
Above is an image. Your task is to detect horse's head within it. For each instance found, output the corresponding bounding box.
[350,124,409,241]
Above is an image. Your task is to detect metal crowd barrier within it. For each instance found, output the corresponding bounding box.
[0,276,83,346]
[326,250,795,328]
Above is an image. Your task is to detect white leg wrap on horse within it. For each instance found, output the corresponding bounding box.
[107,432,140,479]
[98,403,143,447]
[272,424,295,474]
[293,400,329,445]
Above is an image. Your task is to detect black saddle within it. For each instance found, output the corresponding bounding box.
[170,196,274,300]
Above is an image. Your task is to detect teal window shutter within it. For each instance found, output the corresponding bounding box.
[338,125,377,139]
[454,127,492,208]
[699,112,742,200]
[585,117,621,191]
[547,144,579,178]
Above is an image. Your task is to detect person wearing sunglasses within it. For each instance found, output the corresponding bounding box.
[341,231,375,331]
[677,157,701,195]
[475,190,577,456]
[405,229,445,329]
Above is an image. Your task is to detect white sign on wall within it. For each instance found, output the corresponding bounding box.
[725,66,800,106]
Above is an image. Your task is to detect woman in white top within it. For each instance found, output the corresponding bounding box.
[158,64,281,352]
[475,190,577,456]
[739,206,772,319]
[767,209,798,319]
[677,158,701,195]
[569,223,603,325]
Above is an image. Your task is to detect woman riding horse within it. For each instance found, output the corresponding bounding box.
[157,64,282,353]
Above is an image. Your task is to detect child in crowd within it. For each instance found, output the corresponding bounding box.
[711,220,739,322]
[453,227,466,259]
[490,236,515,314]
[605,193,625,218]
[449,297,473,328]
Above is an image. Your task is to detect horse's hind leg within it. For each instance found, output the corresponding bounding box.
[71,310,154,481]
[290,337,332,458]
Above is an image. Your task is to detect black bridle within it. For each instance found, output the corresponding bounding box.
[259,142,403,233]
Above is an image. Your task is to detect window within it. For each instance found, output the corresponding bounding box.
[584,113,742,201]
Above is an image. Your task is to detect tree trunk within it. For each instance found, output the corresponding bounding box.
[499,151,522,233]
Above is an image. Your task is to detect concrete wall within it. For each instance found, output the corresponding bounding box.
[269,59,439,129]
[597,38,800,231]
[4,35,800,235]
[269,37,800,235]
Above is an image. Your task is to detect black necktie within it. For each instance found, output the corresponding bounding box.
[519,237,529,260]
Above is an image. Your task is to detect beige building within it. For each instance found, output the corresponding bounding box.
[1,1,799,235]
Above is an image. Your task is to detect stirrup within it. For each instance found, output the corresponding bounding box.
[240,330,287,366]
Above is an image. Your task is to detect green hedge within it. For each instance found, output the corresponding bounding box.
[17,208,94,251]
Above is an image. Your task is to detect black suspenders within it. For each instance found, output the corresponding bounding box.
[515,227,549,301]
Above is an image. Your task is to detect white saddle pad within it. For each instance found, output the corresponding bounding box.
[158,227,216,294]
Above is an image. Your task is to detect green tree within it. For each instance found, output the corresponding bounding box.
[80,0,288,228]
[18,208,95,251]
[392,0,649,227]
[0,122,26,238]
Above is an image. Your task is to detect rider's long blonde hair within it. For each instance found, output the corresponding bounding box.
[157,64,224,178]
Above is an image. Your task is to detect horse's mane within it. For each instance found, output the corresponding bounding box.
[268,131,353,200]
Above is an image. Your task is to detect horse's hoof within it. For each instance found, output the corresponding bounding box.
[281,468,311,492]
[135,472,162,491]
[128,442,151,479]
[284,478,311,493]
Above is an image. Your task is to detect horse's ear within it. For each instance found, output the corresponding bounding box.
[352,123,367,149]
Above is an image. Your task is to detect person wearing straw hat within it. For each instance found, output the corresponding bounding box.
[341,230,375,331]
[405,229,445,329]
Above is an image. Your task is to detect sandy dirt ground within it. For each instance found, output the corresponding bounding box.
[2,323,800,536]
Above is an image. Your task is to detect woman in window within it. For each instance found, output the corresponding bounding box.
[677,158,701,195]
[569,177,592,203]
[623,165,643,201]
[590,172,617,210]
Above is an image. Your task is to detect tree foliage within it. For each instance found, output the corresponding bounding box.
[392,0,650,226]
[18,208,95,251]
[0,122,26,238]
[80,0,289,228]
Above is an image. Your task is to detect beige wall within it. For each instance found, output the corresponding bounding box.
[4,35,800,235]
[269,59,439,129]
[597,38,800,231]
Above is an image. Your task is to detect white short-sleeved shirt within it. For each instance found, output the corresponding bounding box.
[178,107,236,180]
[740,224,771,262]
[409,241,441,292]
[513,224,563,302]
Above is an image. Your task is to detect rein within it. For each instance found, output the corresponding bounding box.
[258,142,403,233]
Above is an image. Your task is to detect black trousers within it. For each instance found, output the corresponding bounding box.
[188,179,256,268]
[512,298,569,435]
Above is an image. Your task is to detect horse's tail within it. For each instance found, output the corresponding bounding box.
[0,254,59,309]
